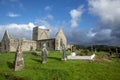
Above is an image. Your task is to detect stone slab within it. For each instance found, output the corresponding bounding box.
[67,54,95,60]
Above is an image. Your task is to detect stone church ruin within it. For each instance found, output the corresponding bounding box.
[1,27,67,52]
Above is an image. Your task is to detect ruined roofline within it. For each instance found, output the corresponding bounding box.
[5,30,10,39]
[55,28,62,36]
[55,28,66,38]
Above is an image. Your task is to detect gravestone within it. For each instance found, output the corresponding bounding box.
[71,46,76,52]
[94,48,97,52]
[0,47,1,54]
[41,43,48,64]
[109,49,112,56]
[61,44,67,61]
[14,40,24,71]
[118,53,120,58]
[116,48,120,58]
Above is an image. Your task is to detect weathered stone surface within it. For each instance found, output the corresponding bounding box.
[61,44,67,61]
[14,41,24,71]
[10,39,37,51]
[41,43,48,64]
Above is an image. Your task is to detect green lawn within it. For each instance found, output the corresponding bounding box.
[0,51,120,80]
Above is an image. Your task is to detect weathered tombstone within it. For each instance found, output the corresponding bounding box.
[116,48,118,54]
[41,43,48,64]
[91,45,93,52]
[70,46,76,56]
[72,46,76,52]
[116,48,120,58]
[30,46,33,51]
[118,53,120,58]
[0,47,1,54]
[109,48,112,56]
[0,48,1,55]
[14,40,24,71]
[94,48,97,52]
[61,44,67,61]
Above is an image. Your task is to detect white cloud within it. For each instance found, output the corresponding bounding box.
[70,6,84,27]
[0,21,56,41]
[44,6,51,11]
[6,23,35,31]
[47,14,53,20]
[35,19,50,28]
[88,0,120,23]
[0,22,39,40]
[28,22,35,29]
[7,12,20,17]
[87,0,120,46]
[38,25,47,29]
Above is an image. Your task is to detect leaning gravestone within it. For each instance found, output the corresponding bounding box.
[41,43,48,64]
[14,40,24,71]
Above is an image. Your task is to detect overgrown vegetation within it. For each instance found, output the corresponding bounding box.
[0,51,120,80]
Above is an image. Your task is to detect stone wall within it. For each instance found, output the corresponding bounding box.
[37,39,55,51]
[9,39,18,51]
[22,40,36,51]
[10,39,36,51]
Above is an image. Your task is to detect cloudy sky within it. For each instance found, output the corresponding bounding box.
[0,0,120,46]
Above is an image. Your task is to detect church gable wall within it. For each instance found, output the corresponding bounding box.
[55,29,67,50]
[39,31,49,40]
[1,31,10,52]
[1,39,10,52]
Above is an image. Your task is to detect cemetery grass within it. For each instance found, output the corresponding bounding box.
[0,51,120,80]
